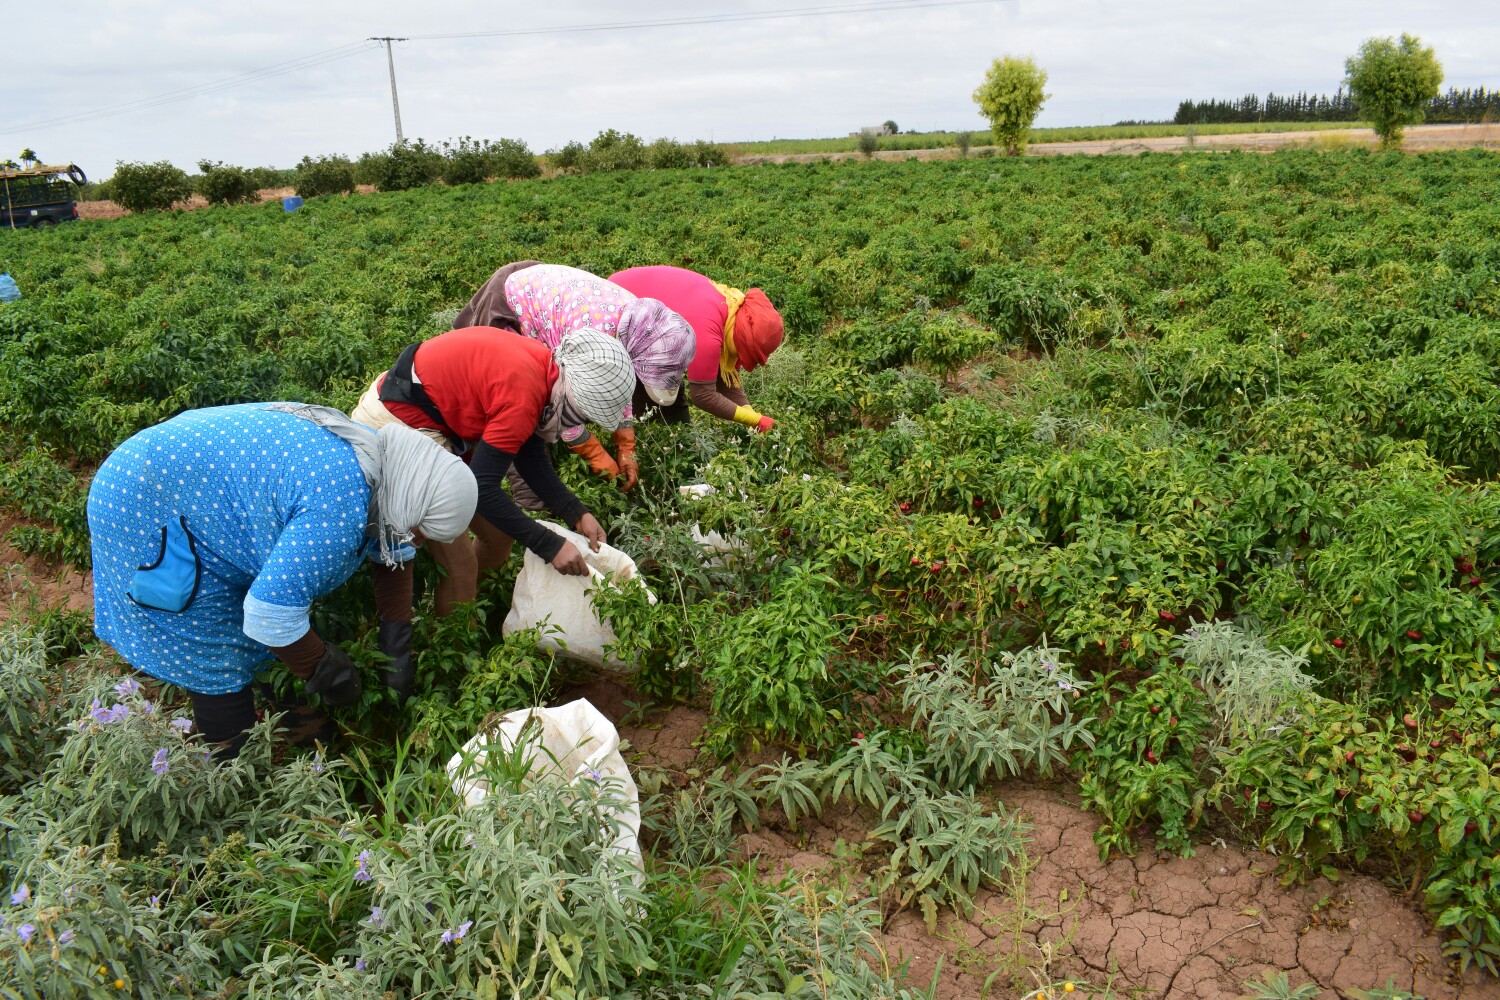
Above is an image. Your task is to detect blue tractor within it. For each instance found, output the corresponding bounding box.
[1,162,87,230]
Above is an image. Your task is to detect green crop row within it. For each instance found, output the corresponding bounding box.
[3,147,1500,988]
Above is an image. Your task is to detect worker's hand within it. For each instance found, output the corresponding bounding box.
[304,644,364,707]
[612,428,638,491]
[568,435,620,479]
[550,540,590,576]
[754,415,776,434]
[377,619,415,704]
[575,513,607,552]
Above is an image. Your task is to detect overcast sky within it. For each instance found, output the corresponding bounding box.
[3,1,1494,177]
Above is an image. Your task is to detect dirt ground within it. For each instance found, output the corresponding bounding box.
[586,674,1500,1000]
[0,518,91,621]
[732,122,1500,165]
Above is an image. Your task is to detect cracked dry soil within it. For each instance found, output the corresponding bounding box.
[606,691,1500,1000]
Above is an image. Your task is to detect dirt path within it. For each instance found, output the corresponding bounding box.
[733,122,1500,165]
[590,677,1500,1000]
[0,518,91,620]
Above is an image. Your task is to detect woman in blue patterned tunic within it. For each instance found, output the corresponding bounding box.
[88,402,477,756]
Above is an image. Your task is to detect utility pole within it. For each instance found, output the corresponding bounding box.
[369,37,408,143]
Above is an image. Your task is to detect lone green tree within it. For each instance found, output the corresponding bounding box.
[973,56,1049,156]
[1344,33,1443,148]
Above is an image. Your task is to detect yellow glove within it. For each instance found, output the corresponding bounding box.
[732,405,773,431]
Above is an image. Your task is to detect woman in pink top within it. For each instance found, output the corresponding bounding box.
[608,266,785,432]
[457,262,694,489]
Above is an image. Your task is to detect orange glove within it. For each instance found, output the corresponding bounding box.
[568,434,619,479]
[755,416,776,434]
[612,427,638,491]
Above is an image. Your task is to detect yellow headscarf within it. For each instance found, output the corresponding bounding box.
[713,281,746,388]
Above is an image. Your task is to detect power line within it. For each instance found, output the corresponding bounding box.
[410,0,1009,40]
[0,0,1008,136]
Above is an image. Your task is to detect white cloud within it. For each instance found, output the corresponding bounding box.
[2,0,1493,176]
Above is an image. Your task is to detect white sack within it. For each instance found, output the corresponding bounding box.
[446,698,642,874]
[679,483,748,558]
[502,521,655,671]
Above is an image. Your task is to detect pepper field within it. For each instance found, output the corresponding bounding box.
[1,148,1500,998]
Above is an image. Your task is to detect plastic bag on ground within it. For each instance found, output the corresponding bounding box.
[679,483,748,557]
[446,698,641,875]
[501,521,655,671]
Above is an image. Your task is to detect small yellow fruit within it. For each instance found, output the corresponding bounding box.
[99,967,108,976]
[1065,985,1076,994]
[114,981,125,990]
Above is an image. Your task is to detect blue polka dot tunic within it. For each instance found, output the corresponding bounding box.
[88,404,374,695]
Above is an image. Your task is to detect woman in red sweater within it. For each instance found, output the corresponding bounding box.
[608,265,785,432]
[352,326,635,615]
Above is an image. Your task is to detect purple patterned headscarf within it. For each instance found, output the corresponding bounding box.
[615,298,694,390]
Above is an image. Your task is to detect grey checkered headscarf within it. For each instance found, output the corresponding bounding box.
[553,328,636,431]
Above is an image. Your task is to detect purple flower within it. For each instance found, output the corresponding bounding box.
[59,929,75,945]
[16,923,34,945]
[10,884,28,905]
[586,767,604,782]
[150,896,161,909]
[170,718,193,734]
[353,850,372,883]
[114,677,140,700]
[440,920,473,944]
[140,700,155,715]
[367,906,386,929]
[94,703,131,724]
[354,959,367,972]
[311,753,324,774]
[151,748,170,776]
[1057,680,1075,692]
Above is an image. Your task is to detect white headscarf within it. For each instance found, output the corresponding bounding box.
[374,424,477,560]
[264,403,477,566]
[553,328,636,431]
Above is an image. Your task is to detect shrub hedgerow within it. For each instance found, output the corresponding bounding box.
[196,161,257,205]
[106,160,192,214]
[294,154,356,198]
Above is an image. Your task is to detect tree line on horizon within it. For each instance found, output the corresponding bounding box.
[1172,85,1498,126]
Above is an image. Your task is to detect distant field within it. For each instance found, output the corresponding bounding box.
[725,121,1367,155]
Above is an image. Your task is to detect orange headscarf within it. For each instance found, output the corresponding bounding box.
[712,283,785,387]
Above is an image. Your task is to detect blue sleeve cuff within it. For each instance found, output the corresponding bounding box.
[362,541,416,564]
[243,593,312,648]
